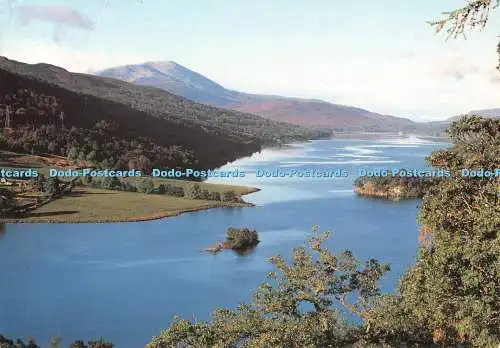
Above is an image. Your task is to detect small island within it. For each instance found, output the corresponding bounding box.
[353,175,437,201]
[205,227,260,253]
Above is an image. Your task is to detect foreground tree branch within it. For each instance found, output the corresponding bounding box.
[428,0,500,69]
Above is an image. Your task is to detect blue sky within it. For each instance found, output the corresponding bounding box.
[0,0,498,120]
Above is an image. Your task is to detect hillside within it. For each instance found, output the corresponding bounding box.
[0,57,332,171]
[0,57,329,149]
[229,99,419,132]
[97,61,420,132]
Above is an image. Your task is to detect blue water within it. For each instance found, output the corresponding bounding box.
[0,136,449,347]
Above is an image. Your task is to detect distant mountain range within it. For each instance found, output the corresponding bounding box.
[96,61,418,132]
[97,61,499,134]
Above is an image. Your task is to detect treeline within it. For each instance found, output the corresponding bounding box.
[37,174,242,203]
[0,335,113,348]
[354,174,438,200]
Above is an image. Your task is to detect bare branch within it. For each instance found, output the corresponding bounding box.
[428,0,499,70]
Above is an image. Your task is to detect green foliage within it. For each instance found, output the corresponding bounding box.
[201,189,210,200]
[0,336,114,348]
[86,150,97,162]
[0,335,115,348]
[157,183,166,194]
[354,173,438,199]
[67,147,79,163]
[210,191,221,201]
[364,116,500,347]
[163,184,184,197]
[29,174,46,192]
[0,190,14,216]
[0,335,39,348]
[187,183,202,199]
[225,227,259,249]
[222,190,237,202]
[148,227,390,347]
[137,178,155,194]
[101,176,121,190]
[43,177,62,198]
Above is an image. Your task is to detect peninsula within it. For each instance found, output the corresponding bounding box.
[0,151,259,223]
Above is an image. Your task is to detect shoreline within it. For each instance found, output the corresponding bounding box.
[1,187,261,224]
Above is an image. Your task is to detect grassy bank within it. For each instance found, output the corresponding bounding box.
[2,187,258,223]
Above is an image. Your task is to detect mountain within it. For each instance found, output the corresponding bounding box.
[229,99,419,132]
[97,61,420,132]
[0,57,328,170]
[96,61,271,107]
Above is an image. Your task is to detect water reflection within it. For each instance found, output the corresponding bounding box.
[233,245,258,256]
[0,223,5,241]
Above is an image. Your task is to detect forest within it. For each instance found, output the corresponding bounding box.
[0,88,199,171]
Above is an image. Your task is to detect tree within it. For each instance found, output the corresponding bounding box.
[29,174,46,192]
[67,146,79,163]
[86,150,97,162]
[78,151,87,163]
[363,116,500,347]
[200,189,210,200]
[47,141,57,153]
[225,227,259,249]
[187,183,202,199]
[428,0,500,70]
[210,191,221,201]
[138,178,155,193]
[148,227,390,347]
[101,176,121,190]
[43,177,61,198]
[222,190,236,202]
[157,184,166,194]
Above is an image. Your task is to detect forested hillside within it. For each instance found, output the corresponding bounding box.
[0,80,255,170]
[0,57,329,170]
[0,57,330,147]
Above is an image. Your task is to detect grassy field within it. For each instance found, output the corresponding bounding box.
[0,151,259,223]
[2,187,255,223]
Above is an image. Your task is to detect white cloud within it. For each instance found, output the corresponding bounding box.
[428,55,481,80]
[0,40,497,121]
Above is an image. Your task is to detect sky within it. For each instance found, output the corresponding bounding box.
[0,0,498,121]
